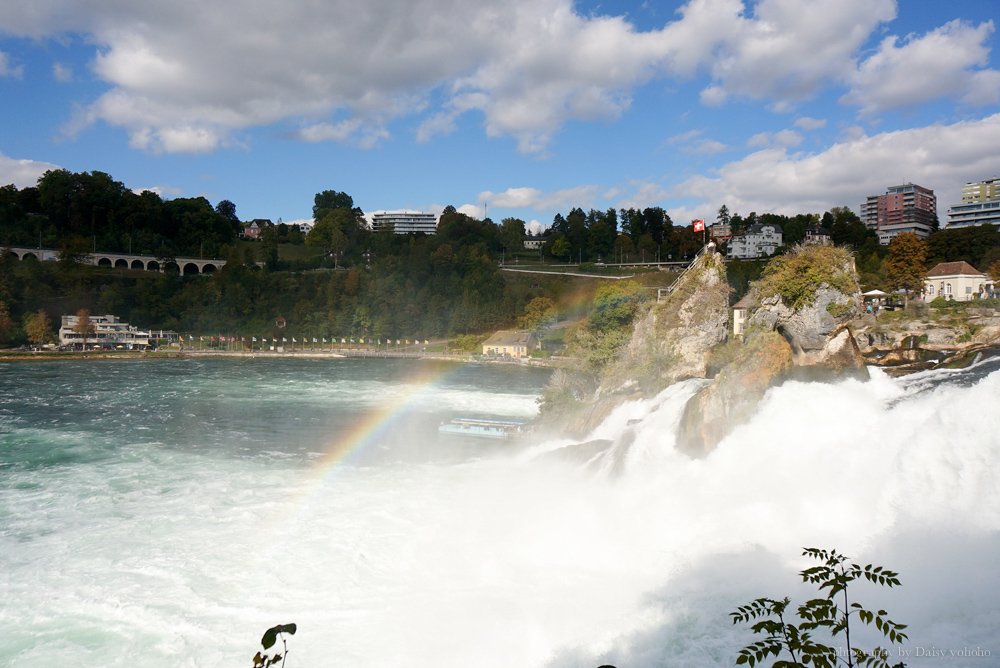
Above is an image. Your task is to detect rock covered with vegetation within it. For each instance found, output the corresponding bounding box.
[600,248,730,393]
[677,245,867,455]
[746,245,861,353]
[537,248,730,436]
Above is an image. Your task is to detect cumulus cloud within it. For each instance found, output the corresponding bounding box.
[747,129,802,148]
[132,184,184,198]
[0,153,59,188]
[700,0,897,107]
[0,51,24,78]
[477,185,601,212]
[843,19,1000,114]
[794,116,826,130]
[0,0,989,157]
[52,62,73,82]
[674,113,1000,218]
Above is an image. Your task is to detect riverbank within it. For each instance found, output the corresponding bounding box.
[0,347,568,368]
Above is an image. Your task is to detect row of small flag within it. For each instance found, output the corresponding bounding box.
[188,335,430,345]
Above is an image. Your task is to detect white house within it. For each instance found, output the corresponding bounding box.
[732,293,755,338]
[923,261,994,302]
[727,223,783,259]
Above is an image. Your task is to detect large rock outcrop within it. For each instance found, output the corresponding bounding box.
[677,331,793,457]
[677,245,868,455]
[601,249,730,391]
[537,248,731,437]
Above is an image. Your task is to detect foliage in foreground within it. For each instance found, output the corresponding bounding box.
[252,623,297,668]
[731,548,907,668]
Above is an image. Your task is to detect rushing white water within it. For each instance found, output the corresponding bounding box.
[1,357,999,667]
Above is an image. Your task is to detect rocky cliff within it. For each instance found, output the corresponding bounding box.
[676,245,867,455]
[538,244,871,452]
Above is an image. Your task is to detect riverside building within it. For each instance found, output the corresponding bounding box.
[862,183,937,244]
[58,314,176,349]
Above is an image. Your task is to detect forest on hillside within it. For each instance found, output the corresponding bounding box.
[2,168,999,347]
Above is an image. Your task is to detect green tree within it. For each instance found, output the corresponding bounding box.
[215,199,239,223]
[74,308,95,348]
[885,232,927,297]
[259,225,279,269]
[717,204,731,227]
[518,296,557,332]
[550,237,571,261]
[312,190,355,220]
[0,300,13,342]
[24,309,53,345]
[612,233,634,262]
[499,217,526,255]
[307,214,349,266]
[732,547,907,668]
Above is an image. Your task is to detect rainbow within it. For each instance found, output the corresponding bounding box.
[300,359,463,483]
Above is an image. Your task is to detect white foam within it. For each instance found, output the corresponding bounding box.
[2,364,998,667]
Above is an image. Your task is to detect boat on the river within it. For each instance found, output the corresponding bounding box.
[438,417,527,441]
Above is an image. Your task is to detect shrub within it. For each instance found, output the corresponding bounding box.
[732,548,906,668]
[756,246,858,310]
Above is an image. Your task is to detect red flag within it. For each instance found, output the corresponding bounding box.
[693,219,705,233]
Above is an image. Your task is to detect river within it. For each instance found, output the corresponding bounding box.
[1,356,998,666]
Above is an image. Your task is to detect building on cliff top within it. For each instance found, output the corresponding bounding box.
[727,223,783,259]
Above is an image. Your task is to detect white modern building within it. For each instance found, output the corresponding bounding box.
[59,314,176,349]
[946,178,1000,229]
[370,210,438,234]
[727,223,783,259]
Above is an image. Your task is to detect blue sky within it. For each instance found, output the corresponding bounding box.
[1,0,998,232]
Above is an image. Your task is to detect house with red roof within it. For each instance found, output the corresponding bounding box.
[923,261,994,302]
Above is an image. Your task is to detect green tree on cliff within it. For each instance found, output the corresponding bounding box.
[885,232,927,297]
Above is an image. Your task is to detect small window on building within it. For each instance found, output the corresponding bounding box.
[966,286,973,294]
[927,285,934,296]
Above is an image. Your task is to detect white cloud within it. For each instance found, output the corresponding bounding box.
[698,85,728,106]
[701,0,897,106]
[0,153,59,188]
[843,19,1000,114]
[674,113,1000,218]
[1,0,987,158]
[615,180,672,211]
[0,51,24,78]
[133,185,184,198]
[794,116,826,131]
[477,185,600,212]
[746,129,802,148]
[52,62,73,82]
[457,203,484,219]
[691,139,728,154]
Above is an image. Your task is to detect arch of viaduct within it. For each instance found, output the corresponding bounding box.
[2,247,227,275]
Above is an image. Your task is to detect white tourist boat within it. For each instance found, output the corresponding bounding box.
[437,417,528,441]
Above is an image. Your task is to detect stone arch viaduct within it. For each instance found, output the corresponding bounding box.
[2,247,228,275]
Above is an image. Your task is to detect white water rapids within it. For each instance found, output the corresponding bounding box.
[1,359,998,666]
